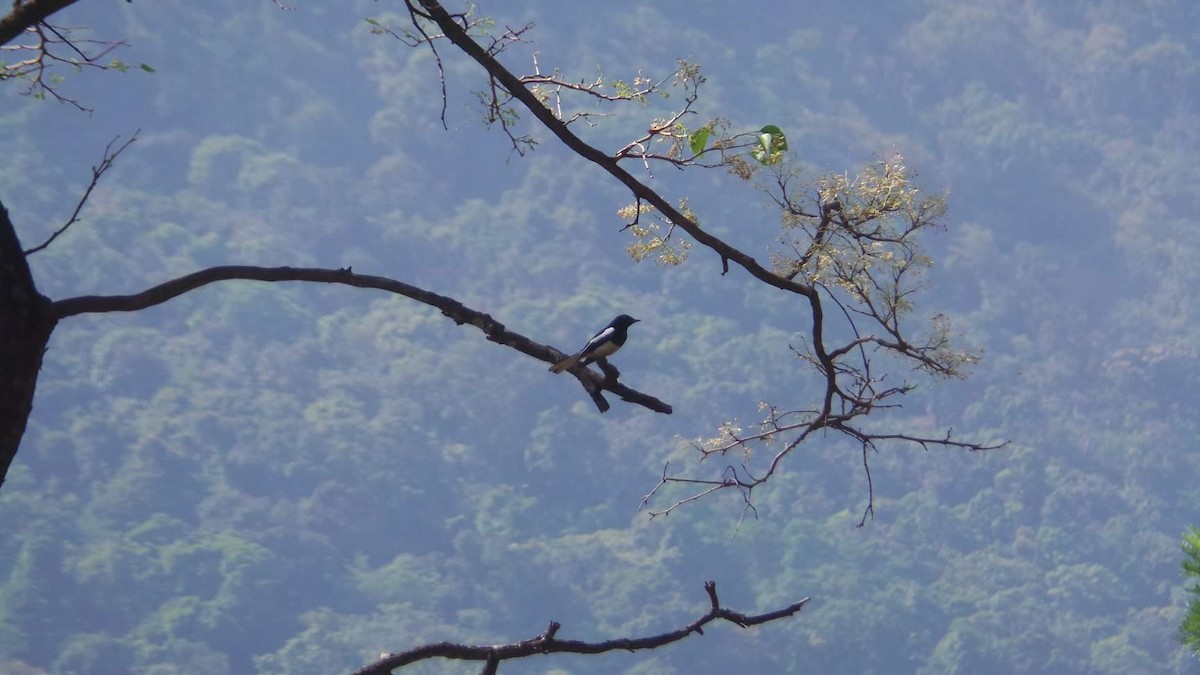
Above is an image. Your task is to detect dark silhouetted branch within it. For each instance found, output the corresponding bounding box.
[25,130,137,255]
[51,265,671,415]
[353,582,808,674]
[0,0,80,47]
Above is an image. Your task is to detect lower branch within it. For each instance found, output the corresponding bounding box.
[51,265,671,415]
[353,581,809,675]
[642,412,1006,520]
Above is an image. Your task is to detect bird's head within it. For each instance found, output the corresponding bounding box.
[611,314,640,328]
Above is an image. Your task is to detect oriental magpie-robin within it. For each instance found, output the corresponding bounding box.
[549,314,640,373]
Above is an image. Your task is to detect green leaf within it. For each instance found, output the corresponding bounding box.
[752,124,788,165]
[139,63,156,73]
[366,17,381,26]
[689,128,710,156]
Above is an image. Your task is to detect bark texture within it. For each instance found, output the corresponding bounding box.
[0,201,56,488]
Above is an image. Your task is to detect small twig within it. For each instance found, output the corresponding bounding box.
[619,196,644,232]
[402,1,449,129]
[856,440,876,528]
[24,130,139,255]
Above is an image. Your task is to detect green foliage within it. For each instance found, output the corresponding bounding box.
[751,124,788,165]
[1181,527,1200,656]
[688,126,710,156]
[619,200,693,265]
[109,59,157,74]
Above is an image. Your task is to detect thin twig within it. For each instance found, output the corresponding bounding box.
[24,130,139,255]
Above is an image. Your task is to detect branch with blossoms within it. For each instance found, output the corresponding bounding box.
[403,0,1007,524]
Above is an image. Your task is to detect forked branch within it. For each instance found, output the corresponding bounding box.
[642,407,1005,526]
[1,18,129,111]
[24,130,138,255]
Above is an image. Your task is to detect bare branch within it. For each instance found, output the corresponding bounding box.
[24,130,138,256]
[351,582,809,674]
[857,440,876,528]
[373,4,495,130]
[646,406,1006,518]
[50,265,671,415]
[403,2,449,128]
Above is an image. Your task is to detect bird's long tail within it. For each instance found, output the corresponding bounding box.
[549,353,581,373]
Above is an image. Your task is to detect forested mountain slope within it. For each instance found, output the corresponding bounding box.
[1,1,1197,673]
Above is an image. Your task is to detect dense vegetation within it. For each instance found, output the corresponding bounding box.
[1184,528,1200,659]
[1,0,1198,673]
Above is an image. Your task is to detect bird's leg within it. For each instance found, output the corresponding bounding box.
[596,358,621,384]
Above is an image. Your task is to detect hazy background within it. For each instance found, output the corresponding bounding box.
[2,1,1197,672]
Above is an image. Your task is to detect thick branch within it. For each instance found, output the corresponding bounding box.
[0,0,80,47]
[353,581,808,674]
[0,201,57,489]
[51,265,671,414]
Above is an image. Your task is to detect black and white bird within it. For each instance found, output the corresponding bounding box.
[549,314,640,373]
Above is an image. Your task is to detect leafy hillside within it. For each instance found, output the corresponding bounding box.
[1,1,1197,673]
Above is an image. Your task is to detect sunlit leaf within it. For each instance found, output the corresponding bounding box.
[689,127,710,156]
[752,124,788,165]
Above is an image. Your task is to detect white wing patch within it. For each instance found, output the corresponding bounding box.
[580,327,618,360]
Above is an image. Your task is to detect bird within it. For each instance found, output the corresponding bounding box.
[549,314,640,373]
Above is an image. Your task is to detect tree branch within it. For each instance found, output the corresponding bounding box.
[405,1,1003,517]
[50,265,671,414]
[352,581,808,674]
[411,1,818,300]
[0,0,80,47]
[24,130,137,255]
[3,15,130,111]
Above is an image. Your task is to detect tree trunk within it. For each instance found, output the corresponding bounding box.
[0,201,56,489]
